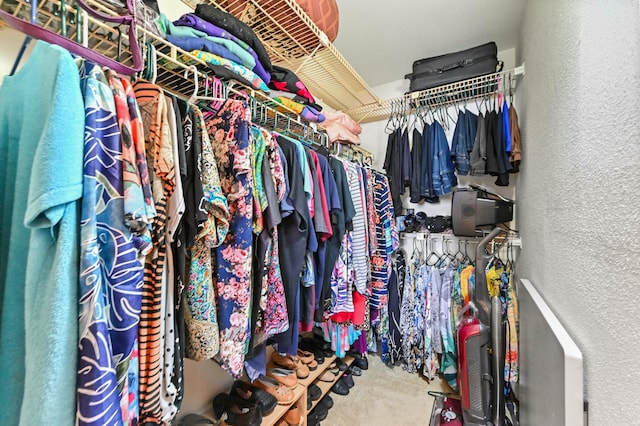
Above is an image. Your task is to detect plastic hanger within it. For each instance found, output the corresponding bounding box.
[184,65,200,104]
[149,43,157,84]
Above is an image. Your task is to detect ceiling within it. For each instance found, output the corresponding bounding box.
[333,0,527,87]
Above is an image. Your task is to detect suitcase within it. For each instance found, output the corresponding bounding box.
[405,42,500,92]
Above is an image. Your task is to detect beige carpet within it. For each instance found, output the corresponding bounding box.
[321,355,450,426]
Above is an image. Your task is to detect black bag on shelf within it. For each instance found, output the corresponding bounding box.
[405,42,501,93]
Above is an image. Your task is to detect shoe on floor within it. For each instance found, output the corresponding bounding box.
[350,354,368,370]
[308,405,329,423]
[331,379,349,396]
[347,365,362,376]
[317,394,333,410]
[231,380,277,416]
[340,373,354,389]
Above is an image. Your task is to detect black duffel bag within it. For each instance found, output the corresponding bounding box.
[405,42,501,92]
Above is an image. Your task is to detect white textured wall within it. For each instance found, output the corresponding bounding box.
[516,1,640,424]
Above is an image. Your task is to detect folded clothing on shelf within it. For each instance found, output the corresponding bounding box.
[272,97,325,122]
[190,50,270,92]
[195,4,272,72]
[158,14,257,70]
[268,65,317,106]
[166,34,243,65]
[173,13,271,83]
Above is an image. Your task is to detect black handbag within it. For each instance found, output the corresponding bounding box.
[405,42,501,92]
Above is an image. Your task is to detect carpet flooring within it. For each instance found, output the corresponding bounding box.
[320,355,450,426]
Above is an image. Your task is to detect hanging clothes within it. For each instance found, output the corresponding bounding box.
[421,122,440,202]
[450,109,478,175]
[205,99,253,378]
[384,128,407,214]
[400,252,420,373]
[320,157,354,315]
[369,172,398,309]
[184,105,229,361]
[0,40,84,426]
[509,105,522,172]
[272,136,308,354]
[469,112,487,176]
[430,120,457,196]
[409,127,423,203]
[134,78,177,424]
[313,153,341,322]
[76,64,148,426]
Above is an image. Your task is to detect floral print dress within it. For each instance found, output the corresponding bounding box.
[185,106,229,361]
[206,99,253,378]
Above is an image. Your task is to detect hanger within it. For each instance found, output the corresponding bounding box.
[149,44,157,84]
[509,72,514,105]
[3,0,143,75]
[183,65,200,104]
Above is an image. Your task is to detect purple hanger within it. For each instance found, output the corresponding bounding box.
[0,0,142,75]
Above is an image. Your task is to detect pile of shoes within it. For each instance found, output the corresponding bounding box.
[298,333,335,364]
[307,380,336,426]
[271,352,312,379]
[212,380,278,426]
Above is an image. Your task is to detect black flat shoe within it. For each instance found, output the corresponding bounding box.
[331,379,349,396]
[351,355,368,370]
[308,405,328,423]
[225,396,262,426]
[347,365,362,376]
[317,395,333,410]
[308,383,322,401]
[334,358,348,371]
[231,380,277,416]
[299,339,325,364]
[212,393,230,420]
[340,373,354,389]
[212,394,262,426]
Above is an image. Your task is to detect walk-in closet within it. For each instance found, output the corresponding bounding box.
[1,1,638,425]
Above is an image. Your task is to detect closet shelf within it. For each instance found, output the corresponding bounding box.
[178,1,526,125]
[180,0,382,112]
[0,0,328,145]
[344,65,526,124]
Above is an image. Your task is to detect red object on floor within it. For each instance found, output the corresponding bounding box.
[439,397,463,425]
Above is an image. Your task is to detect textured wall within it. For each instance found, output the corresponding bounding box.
[517,1,640,424]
